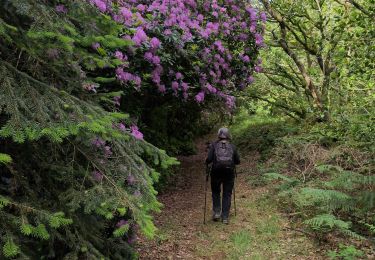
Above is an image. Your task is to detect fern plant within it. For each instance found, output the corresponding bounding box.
[304,214,363,240]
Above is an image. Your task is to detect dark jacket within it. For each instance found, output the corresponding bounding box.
[205,140,240,169]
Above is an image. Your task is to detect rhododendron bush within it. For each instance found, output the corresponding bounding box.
[0,0,263,258]
[85,0,265,109]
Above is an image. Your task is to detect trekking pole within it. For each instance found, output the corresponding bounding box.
[203,164,210,224]
[233,167,237,216]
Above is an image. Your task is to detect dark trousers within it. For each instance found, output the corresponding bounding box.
[211,168,235,219]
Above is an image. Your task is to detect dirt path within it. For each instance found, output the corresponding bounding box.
[136,137,323,259]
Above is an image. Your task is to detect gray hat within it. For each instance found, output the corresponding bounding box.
[218,127,231,140]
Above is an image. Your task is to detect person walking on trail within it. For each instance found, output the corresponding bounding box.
[206,127,240,224]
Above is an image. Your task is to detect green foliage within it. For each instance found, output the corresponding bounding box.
[232,110,297,159]
[296,188,354,212]
[304,214,352,235]
[2,238,20,258]
[0,153,11,164]
[49,212,73,229]
[250,0,374,122]
[328,244,364,260]
[229,230,253,260]
[0,196,10,210]
[113,224,130,238]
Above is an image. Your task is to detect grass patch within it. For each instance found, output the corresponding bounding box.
[228,229,253,259]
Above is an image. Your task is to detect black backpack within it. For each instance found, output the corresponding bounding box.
[214,140,234,169]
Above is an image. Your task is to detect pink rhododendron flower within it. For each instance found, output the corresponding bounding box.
[171,81,179,91]
[260,12,267,23]
[118,123,126,131]
[254,65,263,73]
[131,126,143,140]
[137,4,146,12]
[150,37,161,49]
[195,91,205,103]
[181,82,189,91]
[55,4,68,14]
[132,28,148,46]
[92,42,100,50]
[92,0,106,12]
[242,55,250,63]
[114,51,124,61]
[120,7,132,21]
[175,72,182,80]
[255,33,264,46]
[116,220,128,228]
[92,137,105,148]
[158,84,166,93]
[152,55,161,65]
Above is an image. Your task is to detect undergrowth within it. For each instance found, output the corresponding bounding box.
[232,111,375,258]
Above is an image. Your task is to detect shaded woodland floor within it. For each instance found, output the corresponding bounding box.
[136,137,324,259]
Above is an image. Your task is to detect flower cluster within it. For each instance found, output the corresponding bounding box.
[87,0,266,110]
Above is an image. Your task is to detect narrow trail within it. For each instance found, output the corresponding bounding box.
[136,137,323,259]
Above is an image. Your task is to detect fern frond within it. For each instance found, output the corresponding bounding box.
[0,153,12,164]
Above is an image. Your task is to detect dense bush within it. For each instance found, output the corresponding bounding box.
[232,110,297,159]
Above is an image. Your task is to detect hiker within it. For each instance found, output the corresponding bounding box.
[206,127,240,224]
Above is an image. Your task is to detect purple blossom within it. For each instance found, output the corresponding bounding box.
[181,82,189,91]
[132,28,148,46]
[118,123,126,131]
[171,81,179,91]
[255,33,264,47]
[131,126,143,140]
[120,7,133,22]
[114,50,125,61]
[225,95,236,109]
[137,4,146,12]
[92,137,105,148]
[116,219,128,228]
[133,76,142,86]
[144,52,153,62]
[260,12,267,23]
[175,72,183,80]
[116,68,134,82]
[242,55,250,63]
[104,146,112,157]
[150,37,161,49]
[214,40,225,53]
[92,0,107,13]
[55,4,68,14]
[134,190,141,197]
[92,42,100,50]
[158,84,166,93]
[254,65,263,73]
[195,91,205,103]
[164,29,173,35]
[152,55,161,65]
